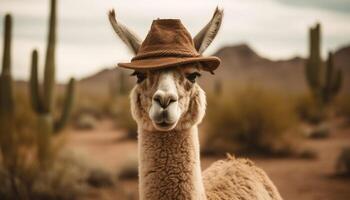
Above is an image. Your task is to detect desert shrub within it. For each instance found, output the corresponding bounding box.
[335,147,350,176]
[72,85,120,123]
[29,151,90,200]
[294,94,325,124]
[306,123,330,139]
[0,149,90,200]
[73,94,106,120]
[203,85,299,156]
[117,155,138,180]
[87,168,115,188]
[75,113,97,130]
[298,149,318,159]
[112,95,138,139]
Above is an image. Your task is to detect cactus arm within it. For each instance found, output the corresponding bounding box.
[323,51,343,104]
[43,0,56,113]
[2,14,12,75]
[54,78,75,133]
[0,14,14,115]
[322,51,333,103]
[312,24,321,61]
[305,60,318,90]
[327,52,342,97]
[0,13,17,169]
[37,114,53,166]
[331,70,342,97]
[29,49,44,113]
[306,25,321,91]
[325,52,334,90]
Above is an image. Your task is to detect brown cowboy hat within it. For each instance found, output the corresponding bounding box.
[108,8,223,72]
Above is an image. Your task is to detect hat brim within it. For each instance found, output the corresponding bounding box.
[118,56,221,72]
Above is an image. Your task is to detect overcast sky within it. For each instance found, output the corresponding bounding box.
[0,0,349,82]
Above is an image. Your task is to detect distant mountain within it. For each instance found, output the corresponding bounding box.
[210,44,306,92]
[210,43,349,92]
[213,44,268,69]
[78,43,349,95]
[334,45,350,74]
[78,67,134,96]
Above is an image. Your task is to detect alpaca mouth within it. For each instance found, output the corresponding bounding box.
[154,121,177,131]
[156,121,173,127]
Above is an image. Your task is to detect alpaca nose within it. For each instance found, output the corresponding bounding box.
[153,91,178,109]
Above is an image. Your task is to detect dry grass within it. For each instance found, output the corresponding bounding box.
[0,88,106,200]
[202,85,300,156]
[0,149,91,200]
[294,93,325,124]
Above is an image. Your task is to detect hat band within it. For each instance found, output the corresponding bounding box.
[132,49,200,61]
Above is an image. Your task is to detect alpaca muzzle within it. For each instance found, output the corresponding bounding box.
[148,72,181,131]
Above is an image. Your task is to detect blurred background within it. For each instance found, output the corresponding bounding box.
[0,0,349,199]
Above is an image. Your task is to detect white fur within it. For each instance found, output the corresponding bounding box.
[149,72,181,131]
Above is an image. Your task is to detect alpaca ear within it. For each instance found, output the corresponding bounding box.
[108,9,141,55]
[193,7,223,54]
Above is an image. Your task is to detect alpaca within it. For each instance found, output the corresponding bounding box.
[108,8,283,200]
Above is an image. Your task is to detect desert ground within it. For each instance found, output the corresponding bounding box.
[65,119,350,200]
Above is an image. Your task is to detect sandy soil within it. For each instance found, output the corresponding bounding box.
[65,119,350,200]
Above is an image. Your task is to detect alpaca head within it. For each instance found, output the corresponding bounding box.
[108,7,223,132]
[129,63,207,132]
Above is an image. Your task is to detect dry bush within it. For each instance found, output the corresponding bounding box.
[202,85,299,156]
[294,93,325,124]
[117,155,138,180]
[73,93,107,120]
[0,88,98,200]
[74,113,98,130]
[29,151,90,200]
[87,168,115,188]
[335,147,350,176]
[71,92,111,130]
[0,149,91,200]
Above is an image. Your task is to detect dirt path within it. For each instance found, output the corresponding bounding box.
[255,127,350,200]
[65,119,350,200]
[65,120,137,170]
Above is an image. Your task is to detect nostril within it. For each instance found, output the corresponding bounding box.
[169,98,176,104]
[153,93,178,109]
[168,94,178,104]
[163,94,178,108]
[153,95,163,107]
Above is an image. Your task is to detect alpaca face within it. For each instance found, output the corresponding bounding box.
[130,63,207,132]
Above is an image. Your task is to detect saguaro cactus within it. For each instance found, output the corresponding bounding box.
[305,23,342,106]
[0,14,16,167]
[29,0,75,164]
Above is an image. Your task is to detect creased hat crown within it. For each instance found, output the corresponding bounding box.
[133,19,200,61]
[118,18,221,72]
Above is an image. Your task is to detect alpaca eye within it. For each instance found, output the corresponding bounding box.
[131,71,147,83]
[186,72,201,83]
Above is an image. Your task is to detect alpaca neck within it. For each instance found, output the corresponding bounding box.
[138,126,206,200]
